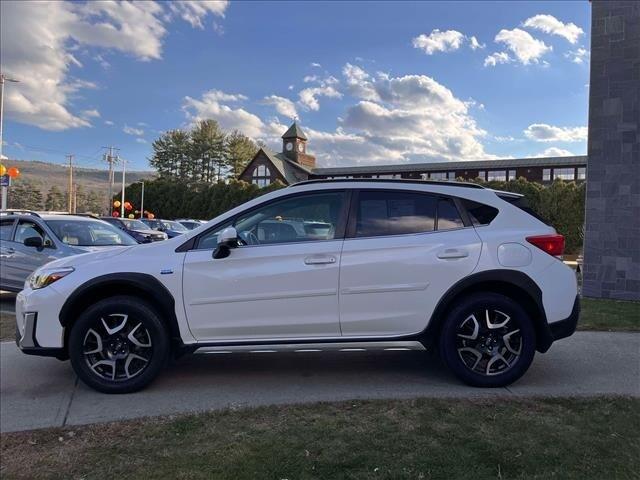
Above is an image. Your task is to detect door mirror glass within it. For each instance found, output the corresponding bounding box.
[24,236,44,250]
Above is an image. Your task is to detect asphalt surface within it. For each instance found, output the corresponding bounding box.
[0,291,16,315]
[1,331,638,433]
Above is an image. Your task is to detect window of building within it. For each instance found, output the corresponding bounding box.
[355,191,437,238]
[437,198,464,230]
[577,167,586,180]
[477,171,486,181]
[487,170,507,181]
[448,171,456,179]
[429,172,448,180]
[377,174,398,179]
[508,170,517,181]
[554,168,575,180]
[251,165,271,187]
[543,169,551,181]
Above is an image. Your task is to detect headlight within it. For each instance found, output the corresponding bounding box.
[28,267,75,290]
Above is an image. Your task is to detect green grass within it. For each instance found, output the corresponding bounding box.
[578,297,640,331]
[1,397,638,480]
[0,313,15,341]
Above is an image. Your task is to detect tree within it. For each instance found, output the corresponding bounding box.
[44,185,66,211]
[190,120,227,182]
[227,130,258,179]
[150,129,191,179]
[8,178,44,210]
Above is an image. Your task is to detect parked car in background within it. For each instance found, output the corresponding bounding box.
[175,219,206,230]
[0,210,137,292]
[141,218,188,238]
[100,217,167,243]
[14,179,579,393]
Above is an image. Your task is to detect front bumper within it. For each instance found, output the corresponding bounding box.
[15,312,67,359]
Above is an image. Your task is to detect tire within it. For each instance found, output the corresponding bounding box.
[439,292,536,388]
[69,295,170,394]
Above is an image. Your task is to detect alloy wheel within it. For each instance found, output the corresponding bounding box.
[455,308,522,377]
[82,313,153,382]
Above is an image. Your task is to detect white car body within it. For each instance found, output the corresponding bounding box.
[14,180,579,391]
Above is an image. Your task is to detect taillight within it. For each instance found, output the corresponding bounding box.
[526,234,565,258]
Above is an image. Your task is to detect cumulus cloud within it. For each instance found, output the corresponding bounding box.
[537,147,575,157]
[81,109,101,119]
[483,51,511,67]
[524,123,587,142]
[412,29,485,55]
[135,137,148,144]
[168,1,229,29]
[523,14,584,44]
[495,28,551,65]
[0,0,229,131]
[261,95,298,119]
[565,47,590,64]
[297,76,342,111]
[104,120,115,126]
[123,125,144,136]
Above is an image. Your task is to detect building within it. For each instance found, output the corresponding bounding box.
[239,121,587,186]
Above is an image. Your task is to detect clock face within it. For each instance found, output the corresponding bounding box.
[298,143,304,153]
[286,142,293,151]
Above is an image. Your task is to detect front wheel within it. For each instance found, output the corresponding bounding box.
[69,296,169,393]
[439,292,536,388]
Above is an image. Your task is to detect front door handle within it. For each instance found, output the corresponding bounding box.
[437,249,469,259]
[304,256,336,265]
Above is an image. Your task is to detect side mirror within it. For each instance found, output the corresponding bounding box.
[24,236,44,251]
[213,227,238,259]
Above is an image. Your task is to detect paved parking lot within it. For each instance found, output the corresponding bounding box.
[1,331,638,433]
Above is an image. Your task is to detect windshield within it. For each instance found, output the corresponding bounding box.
[46,219,138,246]
[161,220,188,232]
[120,219,149,230]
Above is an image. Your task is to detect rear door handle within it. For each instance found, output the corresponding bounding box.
[304,256,336,265]
[437,249,468,259]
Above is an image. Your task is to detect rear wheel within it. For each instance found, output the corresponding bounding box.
[439,292,536,387]
[69,296,169,393]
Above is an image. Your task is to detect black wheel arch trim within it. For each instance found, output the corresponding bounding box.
[420,269,556,353]
[59,273,184,350]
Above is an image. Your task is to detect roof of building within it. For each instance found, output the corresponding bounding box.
[281,122,308,140]
[311,155,587,176]
[261,147,313,184]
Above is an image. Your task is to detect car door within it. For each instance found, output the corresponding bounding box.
[182,190,349,341]
[338,189,482,337]
[0,218,20,290]
[10,219,60,285]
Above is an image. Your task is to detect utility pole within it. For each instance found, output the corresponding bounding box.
[66,154,74,213]
[0,73,20,211]
[103,146,119,214]
[120,157,126,218]
[139,181,145,219]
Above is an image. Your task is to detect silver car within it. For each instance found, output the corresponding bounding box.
[0,210,137,292]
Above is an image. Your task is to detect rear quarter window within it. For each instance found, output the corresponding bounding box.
[461,199,499,226]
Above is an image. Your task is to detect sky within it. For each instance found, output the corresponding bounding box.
[0,0,591,171]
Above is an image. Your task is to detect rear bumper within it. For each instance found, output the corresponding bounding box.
[537,295,580,352]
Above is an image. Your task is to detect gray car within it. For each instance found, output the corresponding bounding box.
[0,210,137,292]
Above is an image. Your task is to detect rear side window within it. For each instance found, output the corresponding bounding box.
[461,199,499,226]
[437,198,464,230]
[497,194,550,225]
[354,191,436,237]
[0,219,15,240]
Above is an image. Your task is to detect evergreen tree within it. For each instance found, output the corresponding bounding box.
[227,130,258,178]
[8,179,44,210]
[190,120,227,182]
[44,185,66,211]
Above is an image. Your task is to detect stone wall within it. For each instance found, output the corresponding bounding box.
[583,1,640,300]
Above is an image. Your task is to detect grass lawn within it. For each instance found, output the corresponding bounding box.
[1,397,638,480]
[578,297,640,331]
[0,312,15,342]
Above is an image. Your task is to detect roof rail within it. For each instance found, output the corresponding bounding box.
[0,209,42,218]
[290,178,486,189]
[61,212,100,218]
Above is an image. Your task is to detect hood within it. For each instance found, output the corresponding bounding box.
[45,245,134,269]
[131,228,164,236]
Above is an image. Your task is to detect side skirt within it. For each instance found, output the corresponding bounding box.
[192,340,426,355]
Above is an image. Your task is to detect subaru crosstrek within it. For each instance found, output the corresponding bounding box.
[15,180,579,393]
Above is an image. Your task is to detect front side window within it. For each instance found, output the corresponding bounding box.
[252,164,271,187]
[0,219,15,241]
[354,191,436,238]
[14,220,54,247]
[46,220,138,246]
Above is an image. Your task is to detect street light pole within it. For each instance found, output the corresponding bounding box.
[120,158,126,218]
[140,181,145,219]
[0,73,20,211]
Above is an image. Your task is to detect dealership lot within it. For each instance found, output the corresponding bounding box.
[2,331,638,433]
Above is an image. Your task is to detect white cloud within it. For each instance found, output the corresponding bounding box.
[104,120,115,126]
[537,147,575,157]
[123,125,144,136]
[565,47,590,64]
[495,28,551,65]
[483,51,512,67]
[135,138,148,144]
[524,123,587,142]
[493,135,517,142]
[0,0,229,132]
[523,14,584,44]
[261,95,298,119]
[81,109,101,119]
[303,75,319,83]
[469,36,485,50]
[412,29,466,55]
[311,62,322,68]
[297,76,342,111]
[168,1,229,29]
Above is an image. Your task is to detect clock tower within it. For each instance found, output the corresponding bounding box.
[282,121,315,169]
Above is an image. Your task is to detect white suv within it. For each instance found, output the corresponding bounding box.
[15,180,579,393]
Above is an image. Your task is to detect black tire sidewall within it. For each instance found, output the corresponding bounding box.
[69,296,169,394]
[439,292,536,388]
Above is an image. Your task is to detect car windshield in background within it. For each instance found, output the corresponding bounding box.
[179,221,201,230]
[46,219,138,247]
[162,221,188,232]
[121,219,150,231]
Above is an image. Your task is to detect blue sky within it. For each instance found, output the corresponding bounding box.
[1,1,590,170]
